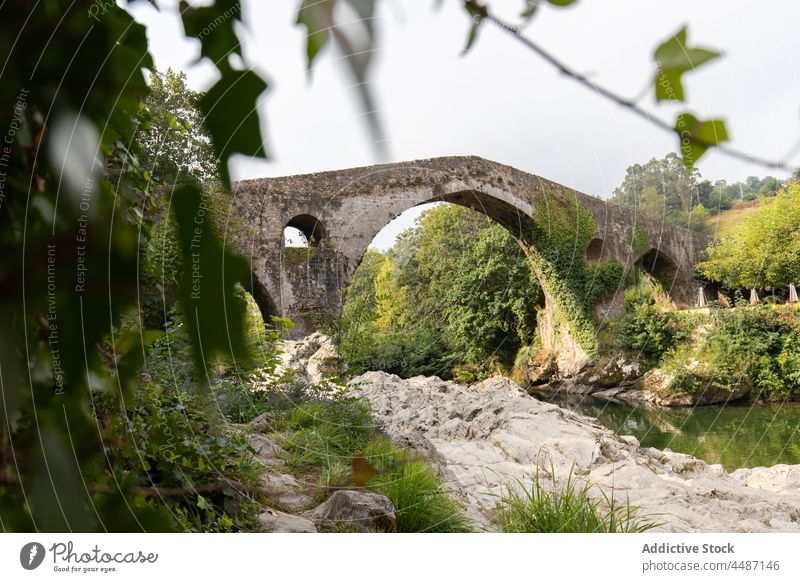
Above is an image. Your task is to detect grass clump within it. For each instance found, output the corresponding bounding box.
[496,464,660,533]
[260,395,472,532]
[275,399,376,470]
[363,437,473,533]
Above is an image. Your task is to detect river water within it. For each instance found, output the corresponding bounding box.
[535,392,800,471]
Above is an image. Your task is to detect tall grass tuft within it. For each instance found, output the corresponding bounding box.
[276,399,375,470]
[363,437,474,533]
[496,463,661,533]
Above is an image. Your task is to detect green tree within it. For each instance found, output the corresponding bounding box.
[339,205,542,377]
[687,203,710,232]
[444,226,541,366]
[338,249,385,370]
[612,154,783,227]
[706,181,733,213]
[138,68,219,184]
[610,153,699,227]
[697,182,800,289]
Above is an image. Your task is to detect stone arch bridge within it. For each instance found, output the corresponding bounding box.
[229,156,708,373]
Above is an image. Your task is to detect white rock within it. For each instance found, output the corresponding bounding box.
[250,332,343,393]
[264,472,301,489]
[278,492,314,512]
[256,509,316,533]
[732,465,800,494]
[348,371,800,532]
[246,434,286,463]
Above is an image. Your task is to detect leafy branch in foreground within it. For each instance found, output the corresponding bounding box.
[463,0,794,174]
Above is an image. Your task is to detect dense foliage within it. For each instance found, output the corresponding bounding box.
[0,0,275,531]
[697,181,800,290]
[660,305,800,402]
[618,301,682,362]
[338,205,543,379]
[338,200,626,378]
[0,0,792,534]
[528,188,623,354]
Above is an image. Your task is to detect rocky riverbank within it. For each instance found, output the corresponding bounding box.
[525,353,752,407]
[348,371,800,532]
[249,334,800,532]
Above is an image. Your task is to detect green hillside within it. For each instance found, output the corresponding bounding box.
[703,200,760,238]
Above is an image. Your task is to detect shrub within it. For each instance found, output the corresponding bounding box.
[659,305,800,401]
[118,381,265,532]
[585,259,625,305]
[701,306,799,401]
[452,364,480,384]
[618,301,681,361]
[120,296,296,532]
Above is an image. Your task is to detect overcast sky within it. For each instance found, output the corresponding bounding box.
[128,0,800,249]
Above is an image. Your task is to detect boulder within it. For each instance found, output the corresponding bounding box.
[246,434,287,464]
[256,509,316,533]
[247,411,271,433]
[641,369,750,406]
[523,353,558,386]
[578,355,644,388]
[732,465,800,494]
[278,492,315,512]
[308,490,396,532]
[304,334,344,385]
[263,472,301,489]
[249,332,343,392]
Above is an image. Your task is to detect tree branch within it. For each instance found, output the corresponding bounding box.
[464,0,797,173]
[0,472,276,499]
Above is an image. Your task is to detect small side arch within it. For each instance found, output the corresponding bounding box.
[245,273,280,327]
[634,248,681,307]
[585,237,610,264]
[285,214,327,246]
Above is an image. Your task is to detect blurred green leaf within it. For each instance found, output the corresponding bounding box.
[463,2,487,54]
[654,26,721,102]
[180,0,242,64]
[171,184,252,377]
[296,0,335,70]
[674,112,729,172]
[655,67,685,101]
[199,69,268,186]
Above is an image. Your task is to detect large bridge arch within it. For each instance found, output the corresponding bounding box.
[228,156,708,375]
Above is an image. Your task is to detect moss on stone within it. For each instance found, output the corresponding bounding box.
[527,189,605,355]
[283,246,318,266]
[632,225,650,257]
